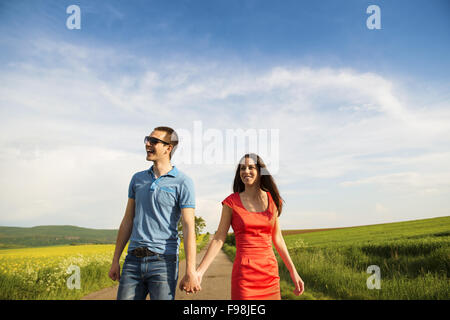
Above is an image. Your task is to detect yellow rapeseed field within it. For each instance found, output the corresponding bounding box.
[0,234,208,300]
[0,244,124,299]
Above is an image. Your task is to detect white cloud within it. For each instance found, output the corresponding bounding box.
[1,40,449,230]
[341,171,450,196]
[282,210,339,230]
[375,203,390,216]
[0,144,142,228]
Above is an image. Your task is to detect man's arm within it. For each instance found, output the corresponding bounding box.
[108,198,135,281]
[179,207,201,293]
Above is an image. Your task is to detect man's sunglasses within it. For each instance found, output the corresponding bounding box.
[144,136,170,146]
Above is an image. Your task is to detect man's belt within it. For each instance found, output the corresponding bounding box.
[130,247,156,257]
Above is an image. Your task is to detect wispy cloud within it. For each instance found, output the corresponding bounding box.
[1,39,449,230]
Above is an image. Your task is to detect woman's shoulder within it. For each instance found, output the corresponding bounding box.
[222,192,239,208]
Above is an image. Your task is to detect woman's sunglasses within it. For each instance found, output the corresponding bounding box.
[144,136,170,146]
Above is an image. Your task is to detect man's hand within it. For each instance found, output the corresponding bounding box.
[179,271,202,294]
[108,261,121,281]
[179,207,200,295]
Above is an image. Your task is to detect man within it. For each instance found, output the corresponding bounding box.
[108,126,201,300]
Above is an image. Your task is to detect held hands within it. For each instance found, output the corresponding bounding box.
[179,270,202,295]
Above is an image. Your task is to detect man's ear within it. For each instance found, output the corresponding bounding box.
[167,144,174,156]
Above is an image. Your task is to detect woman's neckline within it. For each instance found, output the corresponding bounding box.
[237,191,269,213]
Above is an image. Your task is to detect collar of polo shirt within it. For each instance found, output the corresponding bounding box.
[149,165,179,178]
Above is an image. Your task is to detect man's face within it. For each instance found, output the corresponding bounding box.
[145,130,172,161]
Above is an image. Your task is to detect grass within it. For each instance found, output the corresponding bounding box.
[222,216,450,300]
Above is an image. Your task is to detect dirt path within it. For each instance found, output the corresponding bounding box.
[81,241,233,300]
[176,241,232,300]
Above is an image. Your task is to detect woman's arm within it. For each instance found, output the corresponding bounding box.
[196,204,232,282]
[272,214,304,296]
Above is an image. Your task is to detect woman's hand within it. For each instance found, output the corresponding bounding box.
[290,270,304,296]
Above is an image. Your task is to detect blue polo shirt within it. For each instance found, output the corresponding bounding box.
[127,165,195,255]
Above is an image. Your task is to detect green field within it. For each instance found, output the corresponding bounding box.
[0,225,118,249]
[223,216,450,300]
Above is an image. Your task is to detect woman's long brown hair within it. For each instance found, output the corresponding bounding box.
[232,153,283,216]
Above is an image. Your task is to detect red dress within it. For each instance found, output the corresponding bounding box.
[222,191,281,300]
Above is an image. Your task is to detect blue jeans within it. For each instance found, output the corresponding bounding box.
[117,253,179,300]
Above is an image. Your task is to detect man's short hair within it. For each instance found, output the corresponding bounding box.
[154,126,179,159]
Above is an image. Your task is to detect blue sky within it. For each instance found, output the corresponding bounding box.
[2,0,449,80]
[0,0,449,231]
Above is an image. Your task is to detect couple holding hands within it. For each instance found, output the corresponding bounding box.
[108,126,304,300]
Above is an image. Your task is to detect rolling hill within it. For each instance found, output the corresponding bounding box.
[0,225,118,249]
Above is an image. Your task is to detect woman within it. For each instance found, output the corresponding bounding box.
[195,153,304,299]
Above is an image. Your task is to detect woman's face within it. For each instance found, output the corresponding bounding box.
[240,157,259,187]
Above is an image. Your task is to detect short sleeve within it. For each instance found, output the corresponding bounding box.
[179,177,195,209]
[221,194,234,209]
[128,174,136,199]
